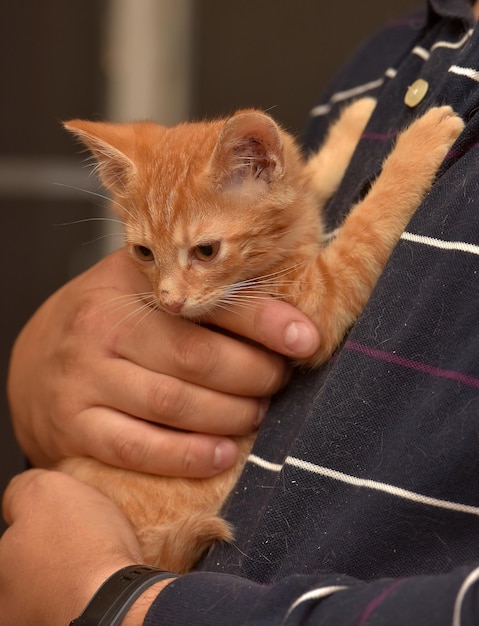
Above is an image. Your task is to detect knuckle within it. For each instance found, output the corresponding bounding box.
[257,357,289,395]
[147,377,189,424]
[66,293,105,337]
[111,428,147,470]
[29,469,71,496]
[177,437,201,475]
[56,343,84,383]
[65,289,129,358]
[172,329,219,380]
[232,402,260,436]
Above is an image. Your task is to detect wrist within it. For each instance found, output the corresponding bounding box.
[121,578,175,626]
[70,565,178,626]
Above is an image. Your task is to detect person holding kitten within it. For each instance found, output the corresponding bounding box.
[4,1,479,624]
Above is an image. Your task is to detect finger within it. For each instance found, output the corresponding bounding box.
[90,357,269,433]
[71,407,242,477]
[112,309,290,396]
[208,297,320,358]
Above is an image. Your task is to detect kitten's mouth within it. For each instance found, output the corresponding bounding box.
[159,300,186,315]
[157,299,209,320]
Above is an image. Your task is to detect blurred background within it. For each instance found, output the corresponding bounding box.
[0,0,419,529]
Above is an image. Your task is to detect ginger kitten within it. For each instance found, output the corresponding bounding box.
[60,100,463,572]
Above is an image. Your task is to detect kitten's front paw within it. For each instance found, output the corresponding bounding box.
[403,106,464,164]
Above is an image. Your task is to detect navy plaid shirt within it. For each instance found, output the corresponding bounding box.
[147,2,479,624]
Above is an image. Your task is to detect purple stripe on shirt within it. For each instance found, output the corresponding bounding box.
[358,579,407,626]
[345,341,479,389]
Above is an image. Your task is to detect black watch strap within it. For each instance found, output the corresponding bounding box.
[69,565,178,626]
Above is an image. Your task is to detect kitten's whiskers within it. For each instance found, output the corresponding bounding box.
[214,262,312,315]
[53,182,141,228]
[78,291,160,338]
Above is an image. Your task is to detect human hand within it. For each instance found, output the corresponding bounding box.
[8,248,319,478]
[0,469,157,626]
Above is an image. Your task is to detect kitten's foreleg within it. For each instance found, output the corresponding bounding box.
[299,106,464,367]
[304,97,377,208]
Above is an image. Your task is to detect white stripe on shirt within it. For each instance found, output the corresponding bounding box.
[401,231,479,256]
[412,46,430,60]
[431,30,473,51]
[310,77,385,117]
[284,585,348,622]
[449,65,479,82]
[247,453,479,516]
[285,457,479,516]
[248,454,283,473]
[452,566,479,626]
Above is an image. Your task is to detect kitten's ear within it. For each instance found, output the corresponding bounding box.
[211,110,285,194]
[63,120,136,197]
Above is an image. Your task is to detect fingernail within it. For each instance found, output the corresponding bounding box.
[255,398,270,427]
[284,321,317,355]
[213,439,237,470]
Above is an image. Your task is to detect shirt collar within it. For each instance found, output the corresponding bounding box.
[428,0,474,28]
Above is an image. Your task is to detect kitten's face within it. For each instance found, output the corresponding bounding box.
[121,171,288,318]
[64,111,302,319]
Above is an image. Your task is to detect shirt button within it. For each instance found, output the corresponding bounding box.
[404,78,429,107]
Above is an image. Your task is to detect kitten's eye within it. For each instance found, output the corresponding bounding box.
[192,241,221,262]
[133,245,155,263]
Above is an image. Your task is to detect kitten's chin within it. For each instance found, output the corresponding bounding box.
[181,306,216,321]
[159,301,217,321]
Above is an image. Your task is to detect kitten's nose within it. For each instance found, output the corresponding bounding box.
[160,299,185,314]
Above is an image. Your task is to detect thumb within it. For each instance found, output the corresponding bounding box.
[209,297,320,358]
[2,469,47,525]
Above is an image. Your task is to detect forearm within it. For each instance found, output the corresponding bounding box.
[142,567,478,626]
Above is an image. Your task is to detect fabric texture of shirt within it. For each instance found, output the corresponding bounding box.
[146,1,479,623]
